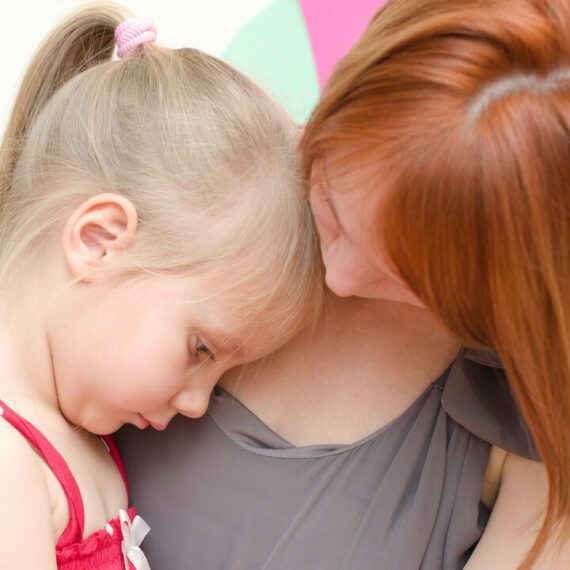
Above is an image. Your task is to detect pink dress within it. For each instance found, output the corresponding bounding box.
[0,400,150,570]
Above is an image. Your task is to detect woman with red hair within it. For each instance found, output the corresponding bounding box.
[301,0,570,567]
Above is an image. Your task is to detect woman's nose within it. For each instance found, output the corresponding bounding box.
[170,385,213,419]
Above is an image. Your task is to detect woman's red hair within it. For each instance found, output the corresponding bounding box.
[301,0,570,566]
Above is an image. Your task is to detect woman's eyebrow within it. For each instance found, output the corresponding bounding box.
[325,185,347,232]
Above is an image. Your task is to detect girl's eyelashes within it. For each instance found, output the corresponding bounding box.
[191,336,216,362]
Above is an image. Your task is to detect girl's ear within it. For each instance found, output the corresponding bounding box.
[62,193,138,281]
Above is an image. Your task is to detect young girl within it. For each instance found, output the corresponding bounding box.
[0,3,322,569]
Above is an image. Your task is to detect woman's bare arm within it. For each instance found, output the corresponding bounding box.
[466,452,570,569]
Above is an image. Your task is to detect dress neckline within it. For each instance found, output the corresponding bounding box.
[207,369,449,459]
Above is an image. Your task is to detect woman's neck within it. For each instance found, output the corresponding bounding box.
[221,294,461,446]
[318,293,456,348]
[254,293,460,382]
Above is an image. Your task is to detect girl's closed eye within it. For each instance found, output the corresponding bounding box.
[190,335,216,362]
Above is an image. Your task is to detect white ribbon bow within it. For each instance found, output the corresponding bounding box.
[119,509,151,570]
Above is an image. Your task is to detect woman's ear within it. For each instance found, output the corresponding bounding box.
[62,193,138,281]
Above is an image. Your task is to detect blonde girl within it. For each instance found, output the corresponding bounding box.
[0,3,321,568]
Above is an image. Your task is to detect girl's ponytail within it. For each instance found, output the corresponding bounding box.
[0,2,129,206]
[1,2,322,348]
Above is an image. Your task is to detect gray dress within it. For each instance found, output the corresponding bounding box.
[117,348,538,569]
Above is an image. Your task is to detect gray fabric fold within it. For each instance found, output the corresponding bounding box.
[117,350,538,569]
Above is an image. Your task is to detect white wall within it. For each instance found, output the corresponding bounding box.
[0,0,273,134]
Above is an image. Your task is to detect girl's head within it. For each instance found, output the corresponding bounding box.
[0,4,322,433]
[301,0,570,564]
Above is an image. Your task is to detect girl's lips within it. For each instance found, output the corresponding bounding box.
[135,414,150,429]
[140,415,166,431]
[149,420,167,431]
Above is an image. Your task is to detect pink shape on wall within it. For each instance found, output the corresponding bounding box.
[299,0,389,88]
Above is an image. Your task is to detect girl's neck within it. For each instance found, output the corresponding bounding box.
[0,295,61,421]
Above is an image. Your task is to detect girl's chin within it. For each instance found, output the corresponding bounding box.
[80,417,127,436]
[90,410,154,434]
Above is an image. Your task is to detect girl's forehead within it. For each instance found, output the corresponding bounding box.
[178,276,280,342]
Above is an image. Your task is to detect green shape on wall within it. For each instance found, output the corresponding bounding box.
[222,0,319,124]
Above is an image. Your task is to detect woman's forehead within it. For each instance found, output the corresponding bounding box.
[321,148,384,194]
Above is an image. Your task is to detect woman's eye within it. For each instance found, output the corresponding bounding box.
[312,183,340,230]
[194,337,216,362]
[317,182,330,204]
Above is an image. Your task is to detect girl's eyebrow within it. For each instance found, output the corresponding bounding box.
[204,326,244,356]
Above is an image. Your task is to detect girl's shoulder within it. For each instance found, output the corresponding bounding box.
[0,411,58,568]
[0,407,49,476]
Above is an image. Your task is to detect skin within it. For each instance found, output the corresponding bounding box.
[0,193,286,568]
[49,272,268,434]
[309,153,423,305]
[36,194,277,434]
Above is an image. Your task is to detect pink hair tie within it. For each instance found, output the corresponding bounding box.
[115,18,157,58]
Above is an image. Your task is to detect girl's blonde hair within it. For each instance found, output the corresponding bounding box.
[301,0,570,566]
[0,2,323,339]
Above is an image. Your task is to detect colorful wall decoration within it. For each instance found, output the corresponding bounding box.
[223,0,387,123]
[2,1,388,133]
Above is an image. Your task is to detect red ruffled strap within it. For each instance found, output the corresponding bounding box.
[102,434,130,504]
[0,400,84,547]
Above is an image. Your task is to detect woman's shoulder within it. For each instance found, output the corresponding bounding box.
[441,347,540,460]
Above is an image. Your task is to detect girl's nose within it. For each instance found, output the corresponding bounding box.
[170,386,213,419]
